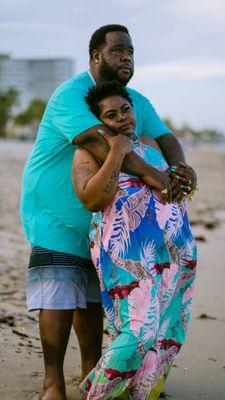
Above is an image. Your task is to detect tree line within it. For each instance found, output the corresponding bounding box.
[0,88,224,143]
[0,88,46,138]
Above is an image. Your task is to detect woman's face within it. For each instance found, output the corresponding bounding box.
[98,95,136,137]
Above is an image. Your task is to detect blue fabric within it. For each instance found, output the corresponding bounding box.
[20,71,172,258]
[27,266,88,281]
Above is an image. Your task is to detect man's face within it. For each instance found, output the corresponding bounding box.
[96,31,134,85]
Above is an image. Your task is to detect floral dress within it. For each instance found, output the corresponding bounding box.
[80,140,197,400]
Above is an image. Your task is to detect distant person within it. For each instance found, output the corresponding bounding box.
[20,24,196,400]
[73,82,197,399]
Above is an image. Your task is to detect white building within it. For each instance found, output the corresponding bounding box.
[0,55,74,111]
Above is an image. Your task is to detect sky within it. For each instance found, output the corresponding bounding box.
[1,0,225,132]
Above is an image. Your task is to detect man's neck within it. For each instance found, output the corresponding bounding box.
[89,65,102,85]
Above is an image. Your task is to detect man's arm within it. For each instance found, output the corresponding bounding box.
[129,92,192,202]
[126,91,196,202]
[73,125,172,204]
[155,133,186,165]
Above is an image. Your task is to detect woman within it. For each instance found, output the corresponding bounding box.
[72,83,197,399]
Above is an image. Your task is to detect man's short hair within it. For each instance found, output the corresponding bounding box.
[89,24,130,60]
[85,81,133,118]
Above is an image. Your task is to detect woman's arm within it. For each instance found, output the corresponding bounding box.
[72,134,133,212]
[74,125,172,204]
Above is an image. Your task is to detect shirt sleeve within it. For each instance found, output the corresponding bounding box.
[137,93,172,139]
[48,85,103,143]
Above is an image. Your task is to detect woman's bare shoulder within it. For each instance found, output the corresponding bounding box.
[138,136,162,153]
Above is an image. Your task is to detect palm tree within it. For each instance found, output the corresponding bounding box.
[0,89,18,137]
[14,98,46,138]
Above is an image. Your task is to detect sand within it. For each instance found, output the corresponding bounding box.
[0,139,225,400]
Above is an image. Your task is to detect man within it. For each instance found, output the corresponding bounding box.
[20,24,196,400]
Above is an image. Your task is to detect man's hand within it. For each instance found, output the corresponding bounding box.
[168,162,197,203]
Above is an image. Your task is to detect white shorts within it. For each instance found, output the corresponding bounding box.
[27,265,101,311]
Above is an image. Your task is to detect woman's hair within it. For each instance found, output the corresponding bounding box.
[85,82,133,118]
[89,24,130,60]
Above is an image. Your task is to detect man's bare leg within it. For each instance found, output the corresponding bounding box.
[39,309,74,400]
[73,302,103,380]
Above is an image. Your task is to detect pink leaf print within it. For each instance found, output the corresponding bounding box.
[181,283,195,331]
[165,206,184,241]
[156,318,171,346]
[128,280,153,337]
[102,185,151,257]
[90,238,105,292]
[98,349,114,369]
[138,348,158,382]
[173,269,196,307]
[154,200,175,230]
[101,189,126,253]
[140,241,156,275]
[158,345,179,374]
[131,349,158,399]
[182,284,195,305]
[87,377,122,399]
[162,262,179,290]
[155,199,183,240]
[102,205,130,256]
[179,237,197,269]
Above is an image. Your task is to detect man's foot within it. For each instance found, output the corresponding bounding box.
[39,385,66,400]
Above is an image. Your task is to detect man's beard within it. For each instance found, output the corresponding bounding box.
[99,59,133,86]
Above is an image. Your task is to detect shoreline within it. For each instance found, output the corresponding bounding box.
[0,140,225,399]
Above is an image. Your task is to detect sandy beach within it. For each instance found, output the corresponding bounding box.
[0,139,225,400]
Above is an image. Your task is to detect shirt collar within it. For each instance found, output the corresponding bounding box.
[88,70,96,84]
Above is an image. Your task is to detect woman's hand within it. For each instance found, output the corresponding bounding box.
[98,129,173,204]
[98,129,133,157]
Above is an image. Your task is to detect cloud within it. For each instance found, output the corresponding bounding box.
[0,0,33,7]
[111,0,150,6]
[170,0,225,21]
[135,61,225,81]
[0,21,73,34]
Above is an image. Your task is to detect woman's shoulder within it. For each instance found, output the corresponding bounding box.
[138,136,162,154]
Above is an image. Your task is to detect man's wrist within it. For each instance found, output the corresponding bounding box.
[140,163,157,179]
